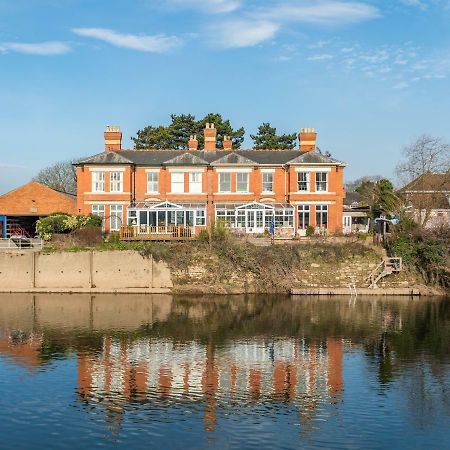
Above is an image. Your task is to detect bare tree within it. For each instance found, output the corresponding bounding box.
[396,134,450,226]
[33,160,77,195]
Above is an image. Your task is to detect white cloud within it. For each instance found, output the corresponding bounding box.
[0,41,70,55]
[308,53,333,61]
[208,1,380,48]
[399,0,428,9]
[162,0,241,13]
[300,39,450,89]
[258,1,381,25]
[213,20,279,48]
[72,28,181,52]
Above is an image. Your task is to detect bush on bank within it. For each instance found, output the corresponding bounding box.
[389,222,450,289]
[37,213,102,241]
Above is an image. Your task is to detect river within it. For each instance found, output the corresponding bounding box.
[0,294,449,449]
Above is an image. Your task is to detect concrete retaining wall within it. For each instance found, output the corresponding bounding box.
[0,251,172,293]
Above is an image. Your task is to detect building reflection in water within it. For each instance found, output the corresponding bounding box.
[77,335,343,433]
[2,292,443,438]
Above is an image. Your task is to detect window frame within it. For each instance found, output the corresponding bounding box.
[262,172,274,193]
[298,205,310,229]
[236,172,249,193]
[92,172,105,192]
[171,172,185,194]
[110,204,123,231]
[297,172,310,192]
[316,204,328,229]
[315,172,328,192]
[219,173,232,193]
[110,171,123,193]
[146,172,159,193]
[189,172,202,194]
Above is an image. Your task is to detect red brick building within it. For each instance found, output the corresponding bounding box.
[75,125,346,236]
[0,182,77,237]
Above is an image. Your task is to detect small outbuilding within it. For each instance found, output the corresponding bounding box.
[342,191,371,234]
[0,182,77,238]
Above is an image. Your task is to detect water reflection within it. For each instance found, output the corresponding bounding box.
[0,294,449,449]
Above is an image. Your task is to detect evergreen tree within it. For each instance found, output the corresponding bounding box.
[132,113,245,150]
[250,123,297,149]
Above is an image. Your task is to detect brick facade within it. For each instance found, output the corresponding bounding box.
[75,125,345,236]
[0,182,77,216]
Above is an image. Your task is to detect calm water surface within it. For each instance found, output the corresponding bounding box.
[0,294,449,449]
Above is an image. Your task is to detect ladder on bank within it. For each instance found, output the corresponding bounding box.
[366,257,402,289]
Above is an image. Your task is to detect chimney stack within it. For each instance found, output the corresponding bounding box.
[299,127,317,152]
[223,135,233,151]
[204,123,217,152]
[188,134,198,151]
[104,125,122,151]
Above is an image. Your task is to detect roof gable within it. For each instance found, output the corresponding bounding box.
[287,152,343,165]
[75,152,133,165]
[163,152,209,166]
[212,152,257,165]
[399,172,450,193]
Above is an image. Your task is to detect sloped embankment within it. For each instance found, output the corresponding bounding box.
[141,239,422,295]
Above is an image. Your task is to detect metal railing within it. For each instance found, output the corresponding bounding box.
[0,237,44,251]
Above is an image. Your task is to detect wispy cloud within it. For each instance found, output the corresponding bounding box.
[300,39,450,89]
[308,53,334,61]
[211,1,380,48]
[213,20,279,48]
[72,28,181,52]
[161,0,241,14]
[0,41,70,55]
[260,1,381,25]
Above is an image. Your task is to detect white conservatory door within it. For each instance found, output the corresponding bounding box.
[246,210,265,233]
[343,215,352,234]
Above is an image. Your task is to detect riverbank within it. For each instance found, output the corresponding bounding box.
[0,239,446,296]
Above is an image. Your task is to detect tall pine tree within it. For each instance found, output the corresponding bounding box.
[250,123,297,149]
[132,113,245,150]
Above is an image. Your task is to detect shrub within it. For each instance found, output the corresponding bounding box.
[197,229,210,243]
[107,232,121,244]
[305,225,315,237]
[36,213,103,241]
[213,219,228,241]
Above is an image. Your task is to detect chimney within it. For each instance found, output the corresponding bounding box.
[104,125,122,151]
[223,135,233,151]
[188,134,198,151]
[299,127,317,152]
[204,123,217,152]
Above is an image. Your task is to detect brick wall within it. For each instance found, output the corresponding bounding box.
[0,182,76,216]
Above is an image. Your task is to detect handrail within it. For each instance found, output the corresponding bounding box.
[120,225,194,240]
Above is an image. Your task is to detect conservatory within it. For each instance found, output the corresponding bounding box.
[215,202,295,235]
[121,201,207,240]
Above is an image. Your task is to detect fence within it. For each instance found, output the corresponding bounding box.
[0,238,44,251]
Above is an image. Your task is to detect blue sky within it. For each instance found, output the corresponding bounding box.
[1,0,450,192]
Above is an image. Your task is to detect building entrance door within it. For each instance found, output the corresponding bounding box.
[343,215,352,234]
[246,210,265,233]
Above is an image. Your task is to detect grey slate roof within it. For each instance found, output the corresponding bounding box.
[164,152,209,165]
[75,149,344,167]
